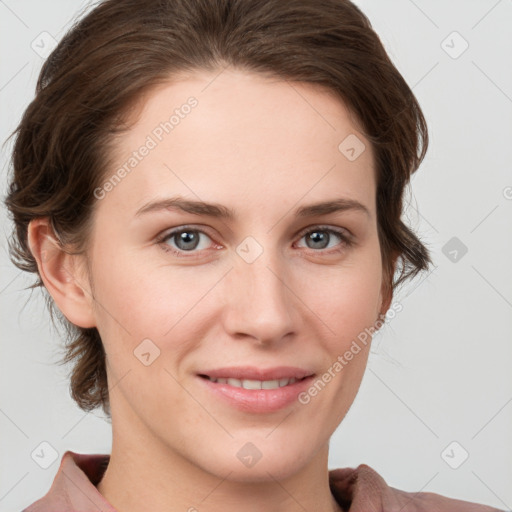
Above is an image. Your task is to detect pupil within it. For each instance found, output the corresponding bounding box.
[309,231,328,249]
[177,231,198,250]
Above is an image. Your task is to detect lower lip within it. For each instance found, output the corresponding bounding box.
[197,375,315,413]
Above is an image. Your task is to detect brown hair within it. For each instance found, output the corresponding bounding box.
[4,0,431,418]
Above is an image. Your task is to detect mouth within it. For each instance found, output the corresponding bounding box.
[197,374,310,389]
[196,370,316,413]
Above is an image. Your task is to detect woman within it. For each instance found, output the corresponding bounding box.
[4,0,505,510]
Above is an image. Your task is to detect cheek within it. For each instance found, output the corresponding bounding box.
[88,243,217,355]
[338,267,382,325]
[298,244,383,338]
[87,243,164,345]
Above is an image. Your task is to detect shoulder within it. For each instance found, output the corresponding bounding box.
[329,463,506,512]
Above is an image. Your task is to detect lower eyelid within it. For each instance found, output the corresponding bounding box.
[158,226,351,255]
[158,228,213,253]
[296,228,351,249]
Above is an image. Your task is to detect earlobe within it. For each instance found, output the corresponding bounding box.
[27,218,97,328]
[379,285,393,318]
[378,251,399,320]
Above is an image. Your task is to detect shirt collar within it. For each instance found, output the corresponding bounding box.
[23,450,502,512]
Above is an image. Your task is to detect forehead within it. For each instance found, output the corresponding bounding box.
[100,68,376,221]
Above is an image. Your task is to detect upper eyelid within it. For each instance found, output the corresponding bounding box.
[160,223,350,237]
[297,224,351,237]
[159,224,351,247]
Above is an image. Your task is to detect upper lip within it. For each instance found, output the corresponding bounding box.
[198,366,315,381]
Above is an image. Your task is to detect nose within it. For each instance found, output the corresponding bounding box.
[221,249,296,346]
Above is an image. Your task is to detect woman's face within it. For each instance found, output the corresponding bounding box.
[82,68,386,480]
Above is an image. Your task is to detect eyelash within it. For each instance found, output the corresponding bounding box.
[155,225,353,259]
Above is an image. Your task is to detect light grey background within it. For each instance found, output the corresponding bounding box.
[1,0,511,510]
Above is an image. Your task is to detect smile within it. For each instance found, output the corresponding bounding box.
[197,374,315,413]
[202,375,300,389]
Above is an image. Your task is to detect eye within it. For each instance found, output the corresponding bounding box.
[156,224,353,258]
[157,226,217,257]
[295,226,352,254]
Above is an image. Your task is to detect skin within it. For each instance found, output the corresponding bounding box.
[29,67,393,512]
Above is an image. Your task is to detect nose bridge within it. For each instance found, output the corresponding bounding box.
[223,237,295,342]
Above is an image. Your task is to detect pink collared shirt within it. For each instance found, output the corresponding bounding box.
[22,451,505,511]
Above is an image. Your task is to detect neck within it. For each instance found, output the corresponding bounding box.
[96,430,343,512]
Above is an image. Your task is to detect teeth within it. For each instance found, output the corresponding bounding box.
[207,376,297,389]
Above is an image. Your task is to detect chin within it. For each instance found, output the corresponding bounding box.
[197,440,315,483]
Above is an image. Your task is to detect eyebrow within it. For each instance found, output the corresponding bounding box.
[135,195,370,219]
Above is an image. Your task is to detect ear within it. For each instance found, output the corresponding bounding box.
[27,218,96,328]
[378,250,400,318]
